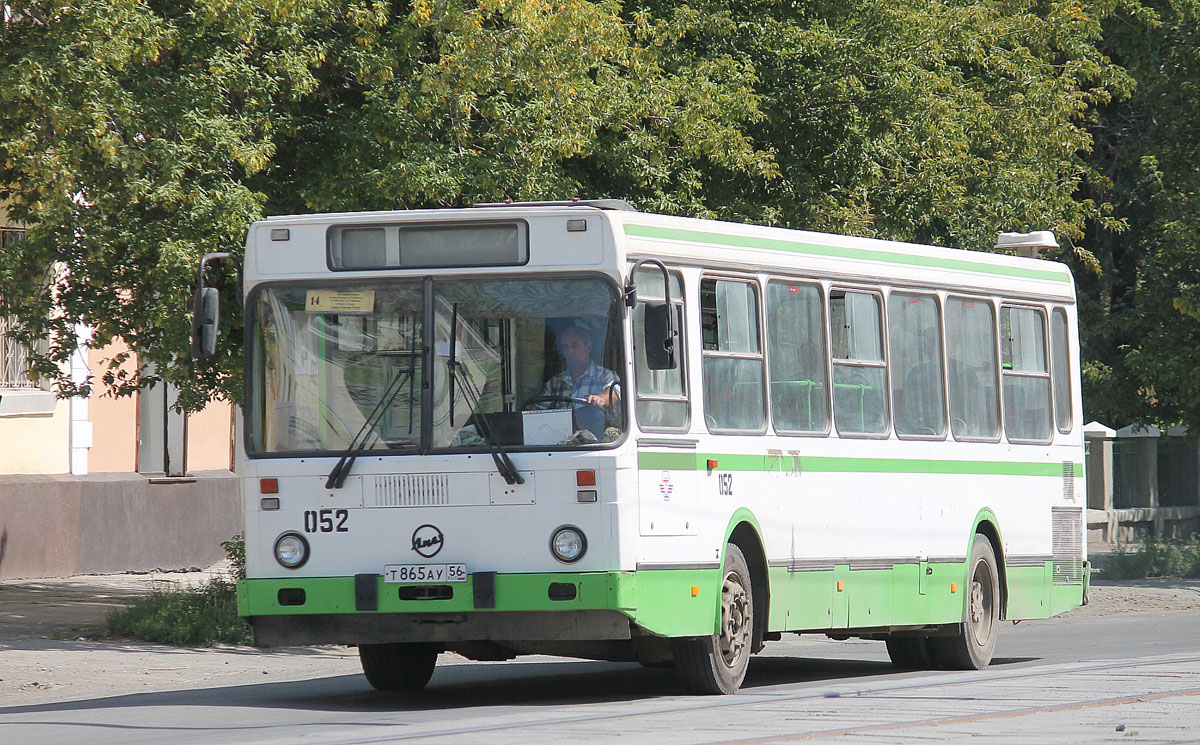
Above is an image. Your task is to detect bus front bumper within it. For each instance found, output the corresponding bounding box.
[239,569,721,645]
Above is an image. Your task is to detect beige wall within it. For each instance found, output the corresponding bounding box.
[0,400,70,473]
[188,398,233,471]
[87,344,138,473]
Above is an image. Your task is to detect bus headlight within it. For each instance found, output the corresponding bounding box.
[274,532,309,569]
[550,526,586,563]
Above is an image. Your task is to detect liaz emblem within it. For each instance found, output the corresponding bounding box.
[659,471,674,501]
[411,524,445,558]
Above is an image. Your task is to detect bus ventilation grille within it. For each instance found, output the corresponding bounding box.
[371,474,451,507]
[1062,461,1076,502]
[1051,506,1084,585]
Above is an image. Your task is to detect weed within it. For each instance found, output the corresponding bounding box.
[1102,536,1200,579]
[106,535,253,646]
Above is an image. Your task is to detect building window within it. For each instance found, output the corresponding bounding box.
[0,315,42,389]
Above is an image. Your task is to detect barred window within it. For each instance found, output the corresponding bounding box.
[0,315,42,389]
[1,228,26,248]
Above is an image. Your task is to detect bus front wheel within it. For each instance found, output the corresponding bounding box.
[358,642,439,692]
[928,536,999,670]
[672,543,754,694]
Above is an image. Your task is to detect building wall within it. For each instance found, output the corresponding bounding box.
[87,344,138,473]
[0,399,71,473]
[188,400,234,471]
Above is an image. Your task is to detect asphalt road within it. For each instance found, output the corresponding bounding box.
[2,607,1199,745]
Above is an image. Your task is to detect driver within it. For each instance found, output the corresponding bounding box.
[540,324,620,409]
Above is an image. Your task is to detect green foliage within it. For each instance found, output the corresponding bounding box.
[1102,535,1200,579]
[625,0,1133,255]
[0,0,773,408]
[106,536,251,645]
[105,576,252,646]
[1079,0,1200,428]
[0,0,1164,413]
[221,533,246,581]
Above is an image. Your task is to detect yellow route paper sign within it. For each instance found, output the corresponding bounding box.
[305,290,375,314]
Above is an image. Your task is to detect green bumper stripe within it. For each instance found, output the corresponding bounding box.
[240,569,722,637]
[638,451,1082,478]
[623,224,1072,283]
[241,560,1075,639]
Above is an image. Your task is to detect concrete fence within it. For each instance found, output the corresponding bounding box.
[1085,422,1200,547]
[0,470,240,580]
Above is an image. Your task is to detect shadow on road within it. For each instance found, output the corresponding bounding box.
[0,651,1040,722]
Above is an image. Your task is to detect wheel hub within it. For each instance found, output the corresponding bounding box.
[719,573,751,668]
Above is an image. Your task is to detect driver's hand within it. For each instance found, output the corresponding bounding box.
[585,391,617,407]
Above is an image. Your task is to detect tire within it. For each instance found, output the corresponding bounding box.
[358,642,439,692]
[928,536,1000,670]
[673,543,755,695]
[885,637,932,670]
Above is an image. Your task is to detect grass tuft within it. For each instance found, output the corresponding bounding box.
[106,535,253,646]
[1102,535,1200,580]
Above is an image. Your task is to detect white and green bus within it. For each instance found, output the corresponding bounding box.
[193,200,1087,695]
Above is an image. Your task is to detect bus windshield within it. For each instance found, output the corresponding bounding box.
[247,276,626,456]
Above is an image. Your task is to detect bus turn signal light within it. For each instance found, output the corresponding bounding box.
[576,470,596,487]
[260,478,279,494]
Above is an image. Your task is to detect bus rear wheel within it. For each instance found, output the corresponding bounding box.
[358,642,439,692]
[928,536,999,670]
[672,543,754,695]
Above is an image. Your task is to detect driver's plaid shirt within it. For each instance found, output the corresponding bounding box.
[540,361,619,404]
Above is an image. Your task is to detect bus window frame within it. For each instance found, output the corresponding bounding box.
[945,294,1003,444]
[765,276,832,438]
[828,285,891,439]
[999,302,1054,446]
[1050,305,1074,435]
[241,271,630,460]
[325,219,532,272]
[886,289,948,442]
[699,273,768,435]
[632,268,691,433]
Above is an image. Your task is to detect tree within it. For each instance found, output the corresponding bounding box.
[625,0,1133,254]
[1078,0,1200,427]
[0,0,773,409]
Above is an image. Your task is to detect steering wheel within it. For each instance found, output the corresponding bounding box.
[521,395,589,411]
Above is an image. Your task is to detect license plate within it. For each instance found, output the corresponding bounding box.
[383,563,467,584]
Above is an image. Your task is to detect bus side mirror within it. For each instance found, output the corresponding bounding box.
[191,287,220,359]
[643,300,677,370]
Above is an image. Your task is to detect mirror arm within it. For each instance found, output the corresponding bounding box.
[624,257,675,347]
[196,252,242,302]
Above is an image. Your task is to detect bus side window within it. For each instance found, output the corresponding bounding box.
[946,296,1001,440]
[1051,307,1073,434]
[767,281,829,434]
[830,289,888,435]
[888,292,946,438]
[633,268,688,430]
[1001,306,1052,443]
[701,278,765,432]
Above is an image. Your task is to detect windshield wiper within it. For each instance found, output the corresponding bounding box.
[325,365,415,490]
[447,303,524,486]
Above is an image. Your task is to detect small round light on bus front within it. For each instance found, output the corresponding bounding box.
[550,526,586,563]
[274,532,309,569]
